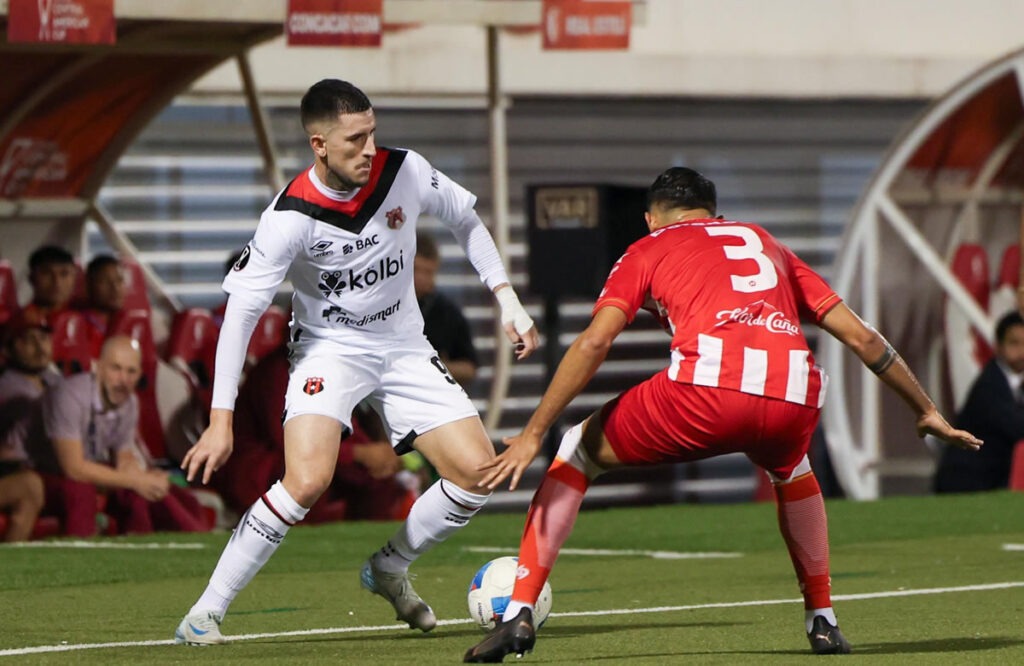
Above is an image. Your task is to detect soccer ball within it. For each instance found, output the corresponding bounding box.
[467,556,552,631]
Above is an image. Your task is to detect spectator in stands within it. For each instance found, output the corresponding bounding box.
[415,231,479,387]
[22,245,76,326]
[0,314,57,541]
[211,343,413,522]
[935,310,1024,492]
[38,335,208,535]
[78,254,126,356]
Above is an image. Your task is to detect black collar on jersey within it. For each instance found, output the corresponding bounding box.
[274,147,407,235]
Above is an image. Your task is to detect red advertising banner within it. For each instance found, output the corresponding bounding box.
[7,0,115,45]
[542,0,631,50]
[287,0,383,47]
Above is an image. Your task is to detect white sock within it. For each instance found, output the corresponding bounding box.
[806,607,838,633]
[191,481,308,616]
[502,600,534,622]
[373,479,488,574]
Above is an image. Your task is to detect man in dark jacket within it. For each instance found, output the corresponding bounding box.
[935,310,1024,492]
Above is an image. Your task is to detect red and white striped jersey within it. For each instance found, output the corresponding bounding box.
[594,218,841,407]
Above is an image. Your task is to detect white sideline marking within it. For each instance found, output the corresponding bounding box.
[2,541,206,550]
[2,580,1021,657]
[1002,544,1024,551]
[465,546,742,559]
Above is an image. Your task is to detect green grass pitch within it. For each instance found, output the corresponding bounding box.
[1,491,1022,664]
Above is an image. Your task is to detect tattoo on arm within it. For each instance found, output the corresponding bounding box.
[868,343,897,375]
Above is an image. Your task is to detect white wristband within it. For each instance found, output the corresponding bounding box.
[495,287,534,335]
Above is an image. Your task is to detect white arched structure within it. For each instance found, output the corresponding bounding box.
[822,47,1024,499]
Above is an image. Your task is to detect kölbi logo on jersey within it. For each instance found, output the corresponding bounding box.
[714,301,800,336]
[317,250,405,297]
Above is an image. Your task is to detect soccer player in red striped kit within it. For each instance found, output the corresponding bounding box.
[464,167,982,662]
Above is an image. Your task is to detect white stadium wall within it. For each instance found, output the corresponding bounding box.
[188,0,1024,101]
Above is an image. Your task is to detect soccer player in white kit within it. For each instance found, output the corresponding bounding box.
[174,79,539,645]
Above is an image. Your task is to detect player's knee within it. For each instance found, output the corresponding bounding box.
[556,421,605,481]
[767,455,812,485]
[281,470,332,507]
[436,477,490,512]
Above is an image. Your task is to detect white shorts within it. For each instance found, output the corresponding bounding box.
[283,336,479,452]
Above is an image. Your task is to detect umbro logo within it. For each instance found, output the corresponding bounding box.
[310,240,334,258]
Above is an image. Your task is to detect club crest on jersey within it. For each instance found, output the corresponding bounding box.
[303,377,325,395]
[385,206,405,229]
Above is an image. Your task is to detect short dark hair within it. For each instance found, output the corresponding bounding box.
[86,254,119,282]
[416,231,440,261]
[996,310,1024,344]
[28,245,74,272]
[300,79,373,132]
[646,167,717,216]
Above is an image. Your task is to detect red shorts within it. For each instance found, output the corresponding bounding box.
[601,371,820,479]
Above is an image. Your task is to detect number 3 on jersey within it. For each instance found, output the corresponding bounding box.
[706,226,778,293]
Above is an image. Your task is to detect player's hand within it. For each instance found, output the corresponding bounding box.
[495,286,538,360]
[182,411,234,484]
[477,430,544,491]
[352,442,403,479]
[504,322,539,360]
[916,410,982,451]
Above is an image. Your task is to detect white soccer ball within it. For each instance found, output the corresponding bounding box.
[467,556,552,631]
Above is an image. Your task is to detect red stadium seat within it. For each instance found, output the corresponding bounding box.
[109,308,165,459]
[167,308,219,408]
[50,310,94,375]
[989,243,1021,319]
[120,260,151,312]
[0,260,18,327]
[996,244,1020,290]
[944,243,993,410]
[247,305,289,368]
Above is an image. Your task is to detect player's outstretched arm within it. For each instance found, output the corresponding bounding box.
[819,303,982,451]
[479,306,627,490]
[182,408,235,484]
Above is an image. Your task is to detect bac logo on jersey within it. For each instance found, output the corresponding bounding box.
[386,206,405,229]
[303,377,325,395]
[310,240,334,258]
[233,245,251,271]
[340,235,378,256]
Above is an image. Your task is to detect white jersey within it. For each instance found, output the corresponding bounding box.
[224,148,477,353]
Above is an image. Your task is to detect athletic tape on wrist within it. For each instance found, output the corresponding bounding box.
[495,288,534,335]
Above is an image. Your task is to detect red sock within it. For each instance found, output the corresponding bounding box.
[511,458,589,604]
[774,471,832,610]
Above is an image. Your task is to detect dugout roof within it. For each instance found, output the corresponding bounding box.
[821,46,1024,499]
[0,1,283,217]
